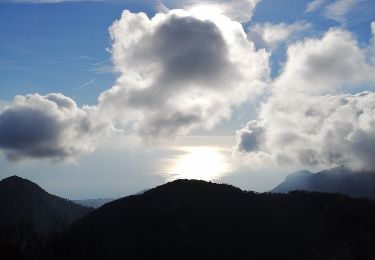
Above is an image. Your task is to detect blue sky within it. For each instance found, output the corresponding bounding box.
[0,1,154,104]
[1,0,375,198]
[1,0,374,105]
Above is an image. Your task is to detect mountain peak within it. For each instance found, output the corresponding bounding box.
[272,167,375,199]
[285,170,311,179]
[0,175,93,234]
[0,175,47,194]
[2,175,25,182]
[143,179,244,196]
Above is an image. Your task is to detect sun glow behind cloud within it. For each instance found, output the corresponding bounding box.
[163,146,232,181]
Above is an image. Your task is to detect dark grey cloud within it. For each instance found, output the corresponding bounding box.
[0,93,103,161]
[236,121,265,153]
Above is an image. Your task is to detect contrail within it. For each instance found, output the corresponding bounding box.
[76,78,95,90]
[93,59,112,66]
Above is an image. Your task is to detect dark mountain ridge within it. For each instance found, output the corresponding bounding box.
[45,179,375,260]
[0,176,93,233]
[0,175,93,259]
[272,166,375,199]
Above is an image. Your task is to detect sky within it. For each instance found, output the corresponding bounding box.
[0,0,375,199]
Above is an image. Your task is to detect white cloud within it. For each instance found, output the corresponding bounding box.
[98,9,270,141]
[237,92,375,171]
[305,0,327,13]
[237,25,375,171]
[0,101,9,111]
[0,93,105,161]
[305,0,374,25]
[276,28,375,95]
[324,0,357,24]
[159,0,261,22]
[248,21,311,49]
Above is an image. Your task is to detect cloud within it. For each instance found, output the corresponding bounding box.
[0,101,9,111]
[305,0,375,25]
[159,0,261,22]
[98,9,270,140]
[324,0,357,24]
[237,92,375,171]
[0,6,270,162]
[236,120,266,153]
[236,25,375,171]
[248,21,311,49]
[0,93,104,161]
[276,28,375,95]
[305,0,327,13]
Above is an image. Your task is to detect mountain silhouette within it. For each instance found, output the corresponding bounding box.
[272,166,375,199]
[44,179,375,260]
[0,175,93,259]
[73,198,115,209]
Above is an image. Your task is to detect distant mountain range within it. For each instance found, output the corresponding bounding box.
[272,166,375,200]
[0,176,93,259]
[44,179,375,260]
[73,198,115,209]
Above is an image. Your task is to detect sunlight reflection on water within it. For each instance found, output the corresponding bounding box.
[161,146,233,181]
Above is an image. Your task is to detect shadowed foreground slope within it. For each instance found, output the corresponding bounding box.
[0,176,93,259]
[45,179,375,260]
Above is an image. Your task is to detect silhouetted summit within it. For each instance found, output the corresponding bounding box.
[0,175,93,259]
[272,166,375,199]
[0,175,46,194]
[45,179,375,260]
[0,175,92,233]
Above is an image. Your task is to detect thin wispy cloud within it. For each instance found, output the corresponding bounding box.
[75,78,95,90]
[305,0,375,25]
[248,21,311,49]
[93,59,111,67]
[305,0,327,13]
[324,0,357,24]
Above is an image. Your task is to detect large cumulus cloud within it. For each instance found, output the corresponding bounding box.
[98,9,270,140]
[0,93,103,161]
[237,25,375,171]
